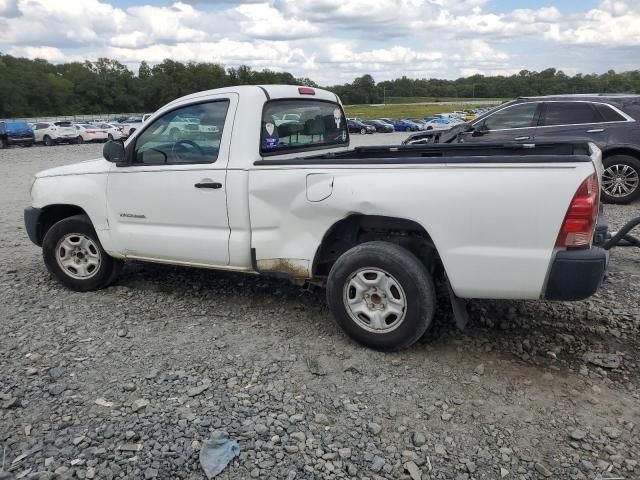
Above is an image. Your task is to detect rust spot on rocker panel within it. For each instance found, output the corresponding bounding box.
[256,258,310,279]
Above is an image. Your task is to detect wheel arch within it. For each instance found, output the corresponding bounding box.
[601,145,640,161]
[312,214,444,278]
[36,204,90,246]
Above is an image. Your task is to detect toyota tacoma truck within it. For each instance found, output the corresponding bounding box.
[24,85,611,351]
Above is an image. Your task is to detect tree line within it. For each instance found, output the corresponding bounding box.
[1,53,639,118]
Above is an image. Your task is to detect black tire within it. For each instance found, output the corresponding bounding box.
[601,155,640,204]
[0,138,7,149]
[360,128,366,135]
[43,135,53,146]
[42,215,122,292]
[129,128,136,136]
[326,241,436,351]
[108,133,114,141]
[76,136,84,144]
[405,126,410,132]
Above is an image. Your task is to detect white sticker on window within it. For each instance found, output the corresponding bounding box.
[333,109,341,128]
[265,122,275,136]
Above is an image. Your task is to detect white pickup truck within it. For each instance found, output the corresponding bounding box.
[25,85,611,350]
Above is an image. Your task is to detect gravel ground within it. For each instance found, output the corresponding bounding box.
[1,140,639,480]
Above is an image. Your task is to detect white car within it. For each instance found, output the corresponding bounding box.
[96,123,126,141]
[32,121,78,146]
[25,85,610,351]
[73,124,108,143]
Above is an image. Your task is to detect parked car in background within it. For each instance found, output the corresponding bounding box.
[422,118,452,131]
[74,124,108,144]
[117,118,143,137]
[392,119,419,132]
[348,119,375,134]
[364,120,394,132]
[32,121,77,146]
[0,120,34,148]
[410,119,430,131]
[461,94,640,204]
[96,123,126,141]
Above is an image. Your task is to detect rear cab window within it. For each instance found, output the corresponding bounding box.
[260,99,349,156]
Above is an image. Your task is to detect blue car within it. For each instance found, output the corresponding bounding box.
[0,120,35,148]
[392,119,419,132]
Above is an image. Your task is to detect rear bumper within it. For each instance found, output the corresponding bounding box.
[544,247,608,300]
[24,207,42,246]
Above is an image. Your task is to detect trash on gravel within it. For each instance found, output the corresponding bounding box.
[305,357,326,376]
[199,430,240,479]
[582,352,621,369]
[94,398,114,408]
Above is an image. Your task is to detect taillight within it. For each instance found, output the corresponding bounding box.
[86,130,96,134]
[555,173,599,249]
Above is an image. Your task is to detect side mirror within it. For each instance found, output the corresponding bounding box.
[103,140,125,163]
[472,122,489,136]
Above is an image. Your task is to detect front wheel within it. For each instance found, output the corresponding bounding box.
[405,127,410,132]
[360,128,366,135]
[42,215,122,291]
[601,155,640,204]
[326,241,436,351]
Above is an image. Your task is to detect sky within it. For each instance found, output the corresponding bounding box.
[0,0,639,85]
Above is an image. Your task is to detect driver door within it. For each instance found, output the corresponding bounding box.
[106,94,237,266]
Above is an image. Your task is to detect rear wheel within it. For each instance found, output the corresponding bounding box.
[43,135,53,146]
[405,126,411,132]
[601,155,640,204]
[108,133,114,141]
[326,241,436,351]
[0,138,7,149]
[42,215,122,291]
[76,136,84,144]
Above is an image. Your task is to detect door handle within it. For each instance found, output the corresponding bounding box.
[194,182,222,189]
[587,128,605,133]
[514,136,530,141]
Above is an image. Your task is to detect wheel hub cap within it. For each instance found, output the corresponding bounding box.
[602,164,639,198]
[343,268,407,333]
[56,233,101,279]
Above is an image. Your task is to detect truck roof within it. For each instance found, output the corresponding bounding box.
[162,85,340,113]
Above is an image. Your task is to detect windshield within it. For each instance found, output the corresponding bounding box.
[260,99,349,155]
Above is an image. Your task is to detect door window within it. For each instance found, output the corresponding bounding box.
[481,103,538,130]
[540,102,603,126]
[133,100,229,165]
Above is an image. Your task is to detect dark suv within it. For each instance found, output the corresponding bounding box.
[0,120,35,149]
[461,94,640,204]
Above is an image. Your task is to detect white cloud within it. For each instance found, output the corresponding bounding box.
[0,0,638,84]
[545,0,640,46]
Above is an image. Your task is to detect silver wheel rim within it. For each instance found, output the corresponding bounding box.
[343,268,407,334]
[602,164,639,198]
[55,233,101,279]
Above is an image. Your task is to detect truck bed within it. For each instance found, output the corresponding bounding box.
[255,142,593,166]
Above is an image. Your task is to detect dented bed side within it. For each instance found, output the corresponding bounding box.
[246,159,597,300]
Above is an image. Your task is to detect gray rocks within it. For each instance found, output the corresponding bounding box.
[569,429,587,440]
[583,352,621,369]
[412,432,427,447]
[131,398,149,412]
[367,422,382,435]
